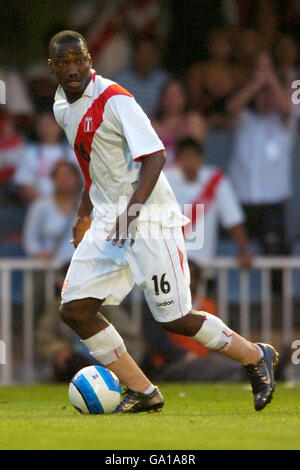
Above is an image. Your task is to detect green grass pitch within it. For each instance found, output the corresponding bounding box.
[0,383,299,450]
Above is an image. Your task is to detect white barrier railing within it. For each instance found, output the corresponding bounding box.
[0,257,300,385]
[0,259,62,385]
[201,257,300,344]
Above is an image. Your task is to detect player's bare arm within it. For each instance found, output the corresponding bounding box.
[107,149,166,248]
[71,185,93,248]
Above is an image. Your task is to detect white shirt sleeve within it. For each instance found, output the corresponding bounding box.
[107,95,165,161]
[216,176,245,229]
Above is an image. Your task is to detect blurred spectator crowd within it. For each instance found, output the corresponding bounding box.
[0,0,299,382]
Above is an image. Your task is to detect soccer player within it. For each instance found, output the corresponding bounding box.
[48,31,279,413]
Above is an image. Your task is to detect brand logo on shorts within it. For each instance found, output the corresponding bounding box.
[156,299,174,307]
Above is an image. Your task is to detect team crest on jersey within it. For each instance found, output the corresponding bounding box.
[84,116,93,132]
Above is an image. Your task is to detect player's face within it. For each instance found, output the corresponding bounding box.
[177,149,203,181]
[49,40,92,103]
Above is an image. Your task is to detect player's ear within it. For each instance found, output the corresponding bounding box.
[88,54,92,68]
[48,58,54,74]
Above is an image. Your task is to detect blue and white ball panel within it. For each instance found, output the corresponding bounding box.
[69,365,121,414]
[69,382,90,414]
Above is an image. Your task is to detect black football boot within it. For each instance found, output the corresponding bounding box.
[114,387,164,413]
[244,343,279,411]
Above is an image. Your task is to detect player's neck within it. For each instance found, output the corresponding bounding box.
[65,74,93,104]
[183,173,198,182]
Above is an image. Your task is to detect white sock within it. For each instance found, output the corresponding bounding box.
[143,384,156,395]
[257,344,264,359]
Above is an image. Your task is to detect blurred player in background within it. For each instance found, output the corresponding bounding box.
[48,30,279,413]
[165,137,252,269]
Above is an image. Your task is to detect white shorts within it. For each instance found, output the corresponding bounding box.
[61,218,192,322]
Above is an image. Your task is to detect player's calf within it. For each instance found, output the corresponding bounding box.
[162,310,279,410]
[163,310,261,363]
[60,299,155,397]
[81,324,126,365]
[82,329,156,397]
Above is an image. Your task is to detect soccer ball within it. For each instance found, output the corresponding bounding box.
[69,365,122,414]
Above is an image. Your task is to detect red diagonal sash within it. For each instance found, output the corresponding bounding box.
[183,170,224,237]
[74,82,133,190]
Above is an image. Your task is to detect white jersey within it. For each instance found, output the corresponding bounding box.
[53,71,187,228]
[165,165,244,262]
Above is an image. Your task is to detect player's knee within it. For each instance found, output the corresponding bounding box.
[59,300,89,328]
[60,297,104,330]
[59,302,80,327]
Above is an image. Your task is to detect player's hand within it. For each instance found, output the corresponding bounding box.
[106,210,139,248]
[71,215,92,248]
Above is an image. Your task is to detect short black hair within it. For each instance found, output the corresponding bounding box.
[176,137,204,157]
[49,30,88,57]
